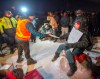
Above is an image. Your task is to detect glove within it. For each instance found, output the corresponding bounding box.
[59,36,64,40]
[42,34,49,38]
[44,34,49,37]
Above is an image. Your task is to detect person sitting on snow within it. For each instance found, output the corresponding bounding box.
[51,9,92,77]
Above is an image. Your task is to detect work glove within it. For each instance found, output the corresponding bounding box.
[59,36,64,40]
[42,34,49,38]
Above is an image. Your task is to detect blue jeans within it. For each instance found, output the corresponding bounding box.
[56,44,84,63]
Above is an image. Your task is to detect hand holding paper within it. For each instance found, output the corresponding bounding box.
[67,27,83,51]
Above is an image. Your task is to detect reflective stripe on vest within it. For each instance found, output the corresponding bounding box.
[16,19,31,41]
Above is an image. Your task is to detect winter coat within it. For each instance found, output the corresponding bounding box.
[64,16,92,51]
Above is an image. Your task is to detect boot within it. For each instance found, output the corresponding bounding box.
[17,57,24,63]
[27,58,37,65]
[67,63,77,77]
[52,53,60,62]
[10,49,15,54]
[53,38,57,42]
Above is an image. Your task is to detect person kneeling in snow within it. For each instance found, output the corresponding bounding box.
[39,20,53,40]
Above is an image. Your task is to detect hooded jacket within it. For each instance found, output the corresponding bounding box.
[64,16,92,50]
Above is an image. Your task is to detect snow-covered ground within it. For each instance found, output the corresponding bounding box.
[1,38,100,79]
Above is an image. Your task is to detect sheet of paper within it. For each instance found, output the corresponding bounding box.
[0,64,11,70]
[68,27,83,43]
[67,27,83,52]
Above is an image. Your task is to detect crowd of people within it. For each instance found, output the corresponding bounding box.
[0,9,99,78]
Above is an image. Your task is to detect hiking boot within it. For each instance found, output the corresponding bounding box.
[27,58,37,65]
[17,58,24,63]
[67,63,77,77]
[52,53,59,62]
[10,49,15,54]
[53,39,57,42]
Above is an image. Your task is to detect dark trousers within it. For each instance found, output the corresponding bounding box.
[31,34,36,43]
[17,41,31,59]
[56,44,84,63]
[0,35,5,53]
[3,35,15,51]
[52,29,57,41]
[4,28,16,51]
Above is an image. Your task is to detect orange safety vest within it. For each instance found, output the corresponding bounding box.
[15,19,31,41]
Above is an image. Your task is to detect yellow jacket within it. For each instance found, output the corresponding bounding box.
[1,16,17,29]
[0,19,3,33]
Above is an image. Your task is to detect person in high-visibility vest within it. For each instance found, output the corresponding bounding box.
[1,10,17,54]
[0,18,5,57]
[15,14,48,65]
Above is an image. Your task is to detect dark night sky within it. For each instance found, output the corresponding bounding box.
[0,0,100,15]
